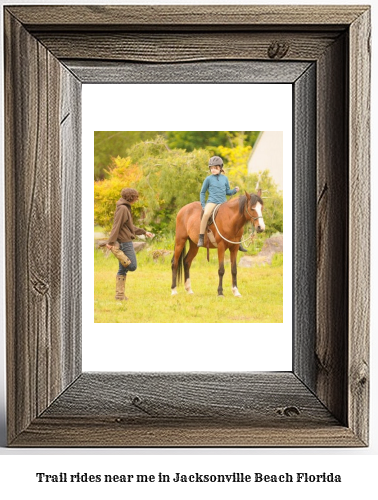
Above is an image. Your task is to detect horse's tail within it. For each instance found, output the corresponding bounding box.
[172,241,187,286]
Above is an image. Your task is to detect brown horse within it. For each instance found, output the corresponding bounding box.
[171,191,265,297]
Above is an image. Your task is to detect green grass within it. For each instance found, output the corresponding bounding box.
[94,244,283,323]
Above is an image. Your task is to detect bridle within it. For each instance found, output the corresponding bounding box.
[211,199,264,246]
[244,201,264,223]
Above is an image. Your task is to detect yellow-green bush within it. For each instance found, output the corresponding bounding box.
[94,156,143,232]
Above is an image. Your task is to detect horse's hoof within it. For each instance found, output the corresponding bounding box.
[186,290,194,294]
[171,289,178,296]
[232,287,242,297]
[218,294,224,298]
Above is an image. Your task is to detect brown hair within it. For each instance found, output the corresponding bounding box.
[121,188,139,203]
[209,165,225,174]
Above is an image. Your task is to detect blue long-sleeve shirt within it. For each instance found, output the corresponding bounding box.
[200,174,237,208]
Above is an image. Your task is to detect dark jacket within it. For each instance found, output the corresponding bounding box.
[107,198,146,245]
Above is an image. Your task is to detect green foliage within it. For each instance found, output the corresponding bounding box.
[94,131,164,180]
[215,144,252,187]
[94,156,143,232]
[94,136,283,238]
[94,131,260,180]
[166,131,260,152]
[127,136,210,235]
[253,171,283,236]
[254,174,282,236]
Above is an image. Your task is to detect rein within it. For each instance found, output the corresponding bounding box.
[211,201,261,245]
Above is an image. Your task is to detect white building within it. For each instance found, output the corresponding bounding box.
[247,131,283,192]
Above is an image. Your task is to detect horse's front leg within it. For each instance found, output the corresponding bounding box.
[217,243,226,297]
[230,245,242,297]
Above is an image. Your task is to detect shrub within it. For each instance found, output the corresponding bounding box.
[94,156,143,232]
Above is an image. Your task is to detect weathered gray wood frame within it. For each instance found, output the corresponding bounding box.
[4,5,370,447]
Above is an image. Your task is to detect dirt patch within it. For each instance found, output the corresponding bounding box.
[239,234,283,267]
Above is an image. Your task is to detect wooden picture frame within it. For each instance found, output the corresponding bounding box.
[4,5,370,447]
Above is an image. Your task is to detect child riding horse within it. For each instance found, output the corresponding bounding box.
[198,156,247,252]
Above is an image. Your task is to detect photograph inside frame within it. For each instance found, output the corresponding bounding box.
[94,131,284,324]
[3,3,370,451]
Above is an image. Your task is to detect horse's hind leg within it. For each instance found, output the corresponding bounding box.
[183,239,199,294]
[171,237,186,295]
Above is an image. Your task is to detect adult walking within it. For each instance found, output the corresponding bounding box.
[106,188,153,300]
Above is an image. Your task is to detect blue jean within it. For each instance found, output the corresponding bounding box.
[117,241,137,276]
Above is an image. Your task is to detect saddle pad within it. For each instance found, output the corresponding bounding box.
[207,228,218,247]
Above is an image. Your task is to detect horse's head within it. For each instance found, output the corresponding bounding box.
[245,190,265,233]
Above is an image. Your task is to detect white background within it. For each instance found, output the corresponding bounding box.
[0,0,377,499]
[83,84,292,372]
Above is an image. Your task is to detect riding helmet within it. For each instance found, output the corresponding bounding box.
[208,156,224,172]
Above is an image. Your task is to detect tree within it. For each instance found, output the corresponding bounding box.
[128,136,210,234]
[94,156,143,232]
[166,131,260,151]
[94,131,164,180]
[215,144,252,187]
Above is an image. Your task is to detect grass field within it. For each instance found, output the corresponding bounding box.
[94,243,283,323]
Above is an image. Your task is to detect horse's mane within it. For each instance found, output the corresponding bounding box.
[238,193,263,215]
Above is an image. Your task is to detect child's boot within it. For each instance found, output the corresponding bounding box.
[197,234,205,247]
